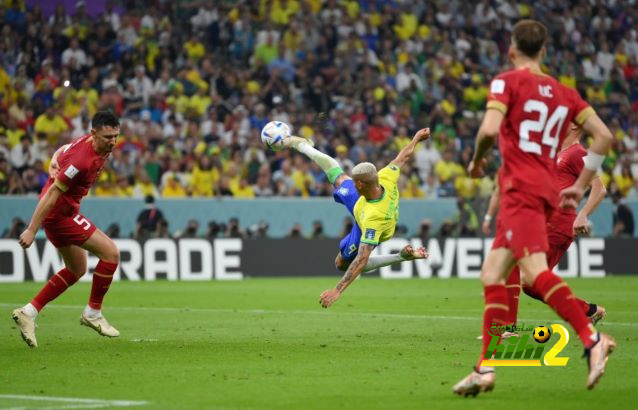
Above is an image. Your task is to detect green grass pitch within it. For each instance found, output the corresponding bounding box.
[1,277,636,409]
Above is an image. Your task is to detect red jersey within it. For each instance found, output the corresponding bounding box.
[41,134,108,218]
[487,68,594,205]
[548,142,587,237]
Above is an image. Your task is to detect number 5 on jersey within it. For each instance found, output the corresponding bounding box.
[73,215,92,231]
[519,100,568,159]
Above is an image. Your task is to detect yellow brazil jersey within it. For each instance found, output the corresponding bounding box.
[353,165,400,246]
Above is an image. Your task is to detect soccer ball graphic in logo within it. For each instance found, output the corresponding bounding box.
[533,326,551,343]
[261,121,291,151]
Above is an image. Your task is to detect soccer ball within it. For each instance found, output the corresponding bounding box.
[533,326,551,343]
[261,121,291,151]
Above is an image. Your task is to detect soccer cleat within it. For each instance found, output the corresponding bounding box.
[282,136,314,150]
[80,313,120,337]
[453,369,495,397]
[400,245,428,260]
[12,308,38,348]
[586,333,616,390]
[589,305,606,326]
[476,330,518,341]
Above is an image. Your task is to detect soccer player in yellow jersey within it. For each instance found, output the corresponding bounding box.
[283,128,431,308]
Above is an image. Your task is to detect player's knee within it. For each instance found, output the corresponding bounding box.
[101,240,120,264]
[480,270,503,286]
[67,262,87,277]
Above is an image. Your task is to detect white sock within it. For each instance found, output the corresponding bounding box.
[296,143,340,174]
[22,303,38,318]
[363,253,406,273]
[84,305,101,318]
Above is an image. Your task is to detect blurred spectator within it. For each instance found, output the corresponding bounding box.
[310,220,325,239]
[418,219,432,244]
[135,195,165,240]
[612,191,635,237]
[226,217,244,238]
[452,198,479,237]
[288,223,303,238]
[105,223,120,239]
[339,217,354,238]
[0,0,635,212]
[10,135,40,173]
[205,221,223,240]
[176,219,200,239]
[247,220,269,238]
[3,217,26,238]
[155,218,171,239]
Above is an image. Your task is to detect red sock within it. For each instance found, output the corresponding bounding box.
[505,267,521,325]
[479,284,509,367]
[530,270,597,348]
[31,268,80,311]
[575,298,592,316]
[88,260,118,310]
[524,284,592,316]
[522,283,544,301]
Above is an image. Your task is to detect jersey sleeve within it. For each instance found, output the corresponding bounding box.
[359,212,387,246]
[486,73,513,115]
[54,153,85,192]
[379,165,400,187]
[570,89,595,125]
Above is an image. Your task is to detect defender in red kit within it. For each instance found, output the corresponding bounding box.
[453,20,615,395]
[12,111,121,348]
[484,124,608,336]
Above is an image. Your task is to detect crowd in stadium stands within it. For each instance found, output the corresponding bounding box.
[0,0,637,212]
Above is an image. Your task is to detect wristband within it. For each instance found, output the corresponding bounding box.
[583,151,604,171]
[484,215,492,222]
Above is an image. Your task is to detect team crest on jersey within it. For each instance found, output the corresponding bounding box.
[339,187,349,195]
[365,228,376,240]
[64,164,79,179]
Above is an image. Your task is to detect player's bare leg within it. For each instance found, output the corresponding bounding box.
[12,245,86,348]
[399,245,428,260]
[79,229,120,337]
[335,246,429,273]
[519,253,615,389]
[453,247,513,397]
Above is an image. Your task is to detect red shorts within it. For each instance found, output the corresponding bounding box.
[492,190,554,260]
[43,213,97,248]
[545,208,576,268]
[546,231,573,269]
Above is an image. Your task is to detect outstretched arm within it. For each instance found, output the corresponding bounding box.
[468,109,504,178]
[561,113,612,207]
[18,185,63,248]
[573,176,606,235]
[319,243,375,308]
[389,128,430,170]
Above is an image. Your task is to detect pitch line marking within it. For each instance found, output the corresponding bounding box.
[1,303,635,327]
[0,394,147,409]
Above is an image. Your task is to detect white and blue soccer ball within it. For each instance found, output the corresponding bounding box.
[261,121,291,151]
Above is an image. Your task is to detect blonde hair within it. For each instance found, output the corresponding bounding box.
[352,162,378,182]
